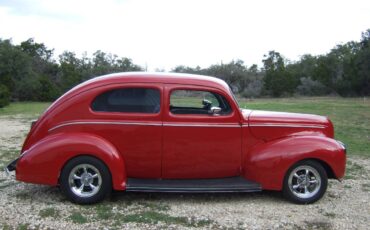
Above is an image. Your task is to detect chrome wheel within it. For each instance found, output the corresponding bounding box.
[288,165,321,199]
[68,164,102,198]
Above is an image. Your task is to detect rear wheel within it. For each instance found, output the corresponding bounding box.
[60,156,112,204]
[283,160,327,204]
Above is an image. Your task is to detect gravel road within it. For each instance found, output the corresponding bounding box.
[0,117,369,230]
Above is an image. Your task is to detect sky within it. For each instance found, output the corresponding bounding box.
[0,0,369,71]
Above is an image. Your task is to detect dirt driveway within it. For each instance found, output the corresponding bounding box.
[0,117,369,229]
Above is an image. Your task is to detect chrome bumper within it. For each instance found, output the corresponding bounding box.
[4,158,18,177]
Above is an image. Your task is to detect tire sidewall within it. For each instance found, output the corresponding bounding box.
[283,160,328,204]
[60,156,112,204]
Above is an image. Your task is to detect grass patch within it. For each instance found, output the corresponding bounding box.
[69,211,88,224]
[323,212,336,218]
[138,201,170,212]
[91,202,210,228]
[304,220,332,230]
[39,207,60,218]
[345,160,366,179]
[15,191,31,200]
[0,149,20,168]
[17,223,29,230]
[95,204,113,220]
[361,183,370,192]
[0,102,50,117]
[120,211,212,227]
[0,182,18,190]
[1,223,12,230]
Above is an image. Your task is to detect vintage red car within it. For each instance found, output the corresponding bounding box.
[6,72,346,204]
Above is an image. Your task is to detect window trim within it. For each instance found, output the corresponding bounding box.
[168,88,233,116]
[90,86,162,115]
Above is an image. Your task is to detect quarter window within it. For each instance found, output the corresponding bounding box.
[170,89,232,115]
[91,88,160,113]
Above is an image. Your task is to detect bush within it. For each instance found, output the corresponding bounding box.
[241,79,264,98]
[0,84,10,108]
[296,77,328,96]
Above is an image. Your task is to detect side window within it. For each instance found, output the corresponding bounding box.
[91,88,160,113]
[170,89,232,115]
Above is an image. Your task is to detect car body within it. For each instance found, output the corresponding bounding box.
[6,72,346,204]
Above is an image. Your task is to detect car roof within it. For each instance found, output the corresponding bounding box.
[77,72,230,91]
[45,72,231,115]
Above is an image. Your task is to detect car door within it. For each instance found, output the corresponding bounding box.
[162,84,242,179]
[89,83,163,178]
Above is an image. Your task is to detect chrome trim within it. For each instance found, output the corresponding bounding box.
[49,121,241,132]
[4,167,10,177]
[49,121,162,132]
[248,123,326,129]
[163,123,240,128]
[336,140,346,152]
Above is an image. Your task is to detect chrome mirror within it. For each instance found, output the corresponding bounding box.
[209,106,222,115]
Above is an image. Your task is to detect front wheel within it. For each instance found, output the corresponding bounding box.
[60,156,112,204]
[283,160,327,204]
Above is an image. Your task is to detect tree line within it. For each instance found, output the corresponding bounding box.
[0,29,369,107]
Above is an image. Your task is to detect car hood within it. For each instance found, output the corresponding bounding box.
[242,109,334,141]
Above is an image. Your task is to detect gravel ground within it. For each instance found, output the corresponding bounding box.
[0,117,369,230]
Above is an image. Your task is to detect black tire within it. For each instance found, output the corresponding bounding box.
[60,156,112,204]
[283,160,327,204]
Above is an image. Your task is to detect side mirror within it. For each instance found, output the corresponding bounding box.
[209,106,222,115]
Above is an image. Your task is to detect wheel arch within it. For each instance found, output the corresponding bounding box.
[243,135,346,190]
[16,132,127,190]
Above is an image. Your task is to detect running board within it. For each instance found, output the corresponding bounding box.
[126,177,261,193]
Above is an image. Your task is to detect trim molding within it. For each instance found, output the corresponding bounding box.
[163,123,240,128]
[49,121,241,132]
[49,121,162,132]
[247,123,326,129]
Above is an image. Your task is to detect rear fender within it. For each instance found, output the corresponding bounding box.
[244,136,346,190]
[16,132,126,190]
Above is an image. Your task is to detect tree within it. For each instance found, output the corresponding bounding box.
[352,29,370,96]
[262,51,297,97]
[59,51,84,91]
[0,84,10,107]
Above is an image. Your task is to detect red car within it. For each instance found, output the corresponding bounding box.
[6,72,346,204]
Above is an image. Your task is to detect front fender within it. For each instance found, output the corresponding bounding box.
[244,136,346,190]
[16,132,126,190]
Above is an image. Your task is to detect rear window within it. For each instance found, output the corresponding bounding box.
[91,88,160,113]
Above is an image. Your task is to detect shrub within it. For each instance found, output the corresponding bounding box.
[0,84,10,108]
[295,77,328,96]
[241,79,264,98]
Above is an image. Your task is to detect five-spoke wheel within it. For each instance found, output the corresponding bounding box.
[60,156,111,204]
[283,160,327,204]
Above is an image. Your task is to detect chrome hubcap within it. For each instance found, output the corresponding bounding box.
[68,164,102,198]
[288,165,321,199]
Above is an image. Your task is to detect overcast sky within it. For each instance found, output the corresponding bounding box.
[0,0,369,70]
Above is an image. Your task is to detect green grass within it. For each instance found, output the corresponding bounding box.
[39,207,60,218]
[238,97,370,157]
[120,211,212,227]
[69,211,88,224]
[16,223,29,230]
[95,204,113,220]
[0,102,50,117]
